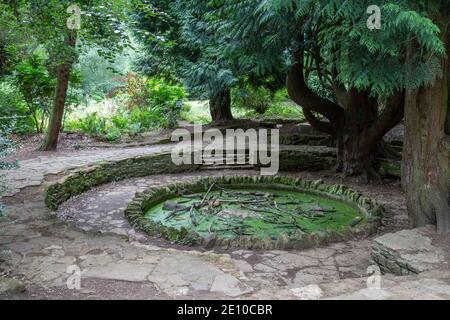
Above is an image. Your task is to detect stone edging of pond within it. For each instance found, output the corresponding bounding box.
[124,176,384,250]
[45,152,201,211]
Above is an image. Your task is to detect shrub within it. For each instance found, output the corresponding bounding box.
[0,81,34,134]
[263,89,304,119]
[13,51,55,133]
[146,77,186,107]
[77,112,107,136]
[123,74,186,128]
[111,113,129,131]
[232,85,273,115]
[103,126,122,142]
[129,108,164,130]
[124,73,151,110]
[66,76,187,140]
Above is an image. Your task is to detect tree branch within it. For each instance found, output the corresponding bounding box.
[303,109,335,135]
[286,35,344,126]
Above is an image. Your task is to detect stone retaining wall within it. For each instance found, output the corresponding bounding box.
[45,152,201,211]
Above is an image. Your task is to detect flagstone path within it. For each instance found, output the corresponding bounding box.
[1,144,450,300]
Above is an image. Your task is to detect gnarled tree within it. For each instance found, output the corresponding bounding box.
[221,0,442,180]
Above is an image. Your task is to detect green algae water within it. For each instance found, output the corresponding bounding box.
[144,187,363,240]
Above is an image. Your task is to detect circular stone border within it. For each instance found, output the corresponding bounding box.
[125,176,384,250]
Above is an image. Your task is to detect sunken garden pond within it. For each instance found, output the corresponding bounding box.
[125,176,384,250]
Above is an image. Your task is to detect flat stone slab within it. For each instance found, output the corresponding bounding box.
[329,278,450,300]
[210,274,253,297]
[0,277,25,295]
[372,226,445,275]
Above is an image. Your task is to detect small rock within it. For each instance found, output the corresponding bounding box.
[163,201,186,211]
[0,277,26,295]
[290,285,323,300]
[350,217,364,228]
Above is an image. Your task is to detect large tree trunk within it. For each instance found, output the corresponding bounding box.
[402,36,450,233]
[40,33,77,151]
[209,90,233,124]
[335,90,380,180]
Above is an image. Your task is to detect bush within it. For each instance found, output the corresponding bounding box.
[232,85,273,115]
[232,87,304,120]
[146,77,186,107]
[0,81,34,134]
[65,76,188,141]
[13,50,55,133]
[124,75,186,128]
[263,89,304,119]
[77,112,107,136]
[129,108,163,130]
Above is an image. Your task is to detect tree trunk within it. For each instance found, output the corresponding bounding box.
[40,32,77,151]
[209,90,233,124]
[335,90,380,180]
[402,36,450,233]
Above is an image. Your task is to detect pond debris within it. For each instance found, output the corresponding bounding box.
[163,201,186,211]
[350,216,364,228]
[158,183,361,237]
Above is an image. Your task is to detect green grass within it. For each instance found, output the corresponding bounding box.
[180,101,212,124]
[263,101,304,119]
[181,99,304,124]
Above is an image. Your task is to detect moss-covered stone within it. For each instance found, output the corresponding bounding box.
[45,152,201,210]
[379,159,401,178]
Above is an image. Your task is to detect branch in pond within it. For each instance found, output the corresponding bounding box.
[312,204,337,213]
[201,183,216,206]
[350,217,364,227]
[180,193,203,199]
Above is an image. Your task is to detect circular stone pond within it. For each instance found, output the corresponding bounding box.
[125,176,384,250]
